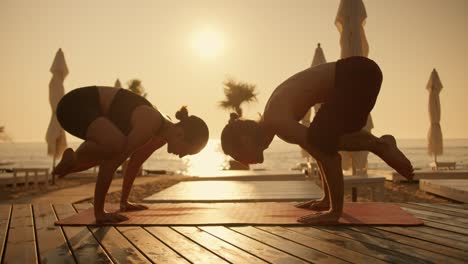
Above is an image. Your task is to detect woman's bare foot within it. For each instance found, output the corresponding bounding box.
[120,202,149,212]
[95,212,128,224]
[297,210,341,224]
[375,135,414,180]
[52,148,76,178]
[295,199,330,211]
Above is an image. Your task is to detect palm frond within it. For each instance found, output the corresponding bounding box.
[218,78,258,116]
[127,79,147,97]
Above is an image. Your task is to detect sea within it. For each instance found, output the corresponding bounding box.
[1,139,468,174]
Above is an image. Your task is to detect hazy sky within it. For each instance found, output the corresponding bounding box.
[0,0,467,142]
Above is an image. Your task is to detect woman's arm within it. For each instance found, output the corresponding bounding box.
[120,137,166,209]
[123,106,164,157]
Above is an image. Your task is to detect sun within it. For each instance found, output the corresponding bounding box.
[192,30,223,58]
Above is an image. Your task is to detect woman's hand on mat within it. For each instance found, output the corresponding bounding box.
[297,210,340,224]
[295,199,330,211]
[120,202,148,212]
[95,212,129,223]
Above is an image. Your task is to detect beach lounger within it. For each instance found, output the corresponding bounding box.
[430,161,457,170]
[12,168,50,190]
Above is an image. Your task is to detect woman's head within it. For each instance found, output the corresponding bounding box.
[221,113,265,164]
[167,106,209,157]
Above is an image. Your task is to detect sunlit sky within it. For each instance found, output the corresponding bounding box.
[0,0,467,142]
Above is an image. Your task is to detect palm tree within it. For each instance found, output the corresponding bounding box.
[127,79,147,98]
[219,78,257,117]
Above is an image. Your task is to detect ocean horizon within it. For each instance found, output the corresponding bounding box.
[1,138,467,174]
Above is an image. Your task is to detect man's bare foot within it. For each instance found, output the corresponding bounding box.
[120,202,149,212]
[52,148,76,178]
[376,135,414,180]
[295,199,330,211]
[95,212,128,223]
[297,210,341,224]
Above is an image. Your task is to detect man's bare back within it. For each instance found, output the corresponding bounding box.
[264,62,336,122]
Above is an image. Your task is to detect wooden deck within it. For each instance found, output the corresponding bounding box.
[420,179,468,203]
[370,169,468,183]
[1,203,467,263]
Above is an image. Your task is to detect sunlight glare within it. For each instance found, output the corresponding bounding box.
[192,30,223,58]
[183,139,227,175]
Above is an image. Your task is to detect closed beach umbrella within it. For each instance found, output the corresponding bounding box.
[426,68,443,161]
[335,0,369,59]
[46,48,68,183]
[300,43,327,159]
[114,78,122,88]
[0,126,12,142]
[335,0,372,175]
[312,43,327,114]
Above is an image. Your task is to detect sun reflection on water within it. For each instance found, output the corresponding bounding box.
[182,139,228,175]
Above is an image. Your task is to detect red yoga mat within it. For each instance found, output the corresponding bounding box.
[55,202,424,226]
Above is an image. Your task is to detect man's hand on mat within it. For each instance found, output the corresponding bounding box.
[96,212,129,223]
[297,211,340,224]
[295,199,330,211]
[120,202,148,212]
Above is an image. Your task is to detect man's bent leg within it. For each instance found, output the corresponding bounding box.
[338,130,414,179]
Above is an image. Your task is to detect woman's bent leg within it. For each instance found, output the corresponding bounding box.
[54,117,125,177]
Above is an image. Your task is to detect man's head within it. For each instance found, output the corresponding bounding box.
[221,113,265,164]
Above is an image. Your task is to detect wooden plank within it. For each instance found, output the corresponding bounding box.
[399,205,468,227]
[348,226,468,261]
[201,226,309,264]
[0,204,12,262]
[420,203,468,214]
[419,219,468,236]
[33,203,75,263]
[375,226,468,252]
[145,226,228,263]
[53,204,112,264]
[264,226,410,264]
[3,204,37,264]
[405,203,468,218]
[144,180,321,202]
[72,203,150,264]
[420,179,468,203]
[440,203,468,209]
[408,226,468,243]
[118,226,189,264]
[320,226,463,264]
[173,226,267,264]
[233,226,354,263]
[90,226,150,264]
[265,226,424,264]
